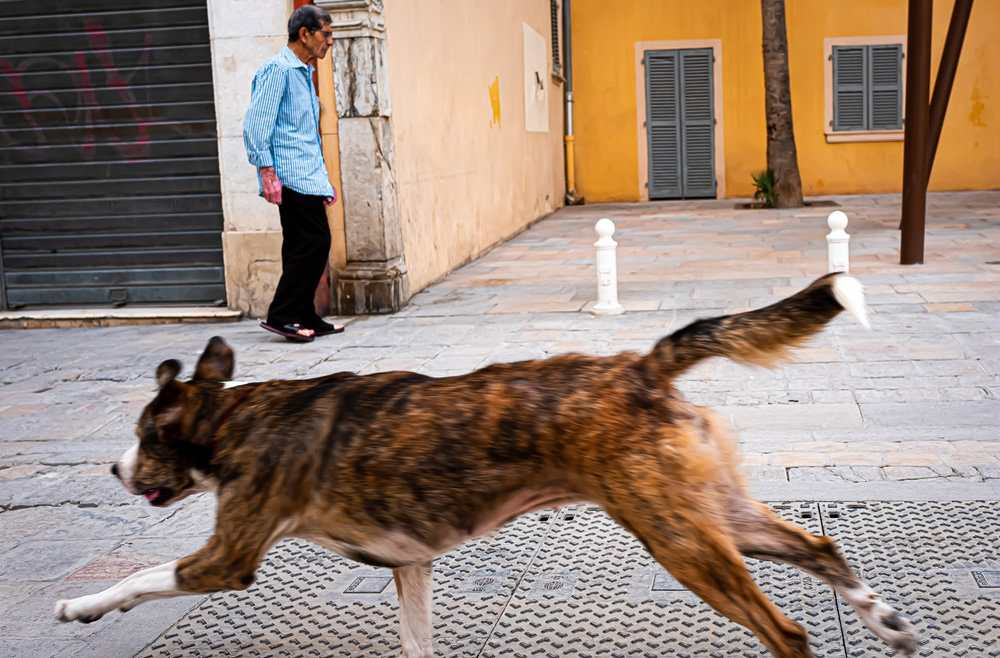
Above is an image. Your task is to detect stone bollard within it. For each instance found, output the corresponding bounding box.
[592,218,624,316]
[826,210,850,273]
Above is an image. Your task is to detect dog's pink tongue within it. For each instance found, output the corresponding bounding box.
[144,489,161,501]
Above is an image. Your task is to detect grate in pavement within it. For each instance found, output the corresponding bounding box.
[821,501,1000,658]
[136,502,1000,657]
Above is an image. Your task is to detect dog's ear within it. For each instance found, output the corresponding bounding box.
[151,378,192,431]
[156,360,182,389]
[193,337,234,382]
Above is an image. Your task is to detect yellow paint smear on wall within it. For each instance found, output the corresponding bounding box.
[489,76,501,127]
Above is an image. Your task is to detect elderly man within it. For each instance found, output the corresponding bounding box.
[244,5,344,342]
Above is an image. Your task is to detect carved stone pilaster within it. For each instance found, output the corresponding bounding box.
[336,257,409,315]
[315,0,384,39]
[317,0,410,314]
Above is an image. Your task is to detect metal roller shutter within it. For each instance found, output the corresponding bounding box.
[0,0,225,308]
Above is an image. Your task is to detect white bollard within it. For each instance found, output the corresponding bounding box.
[826,210,850,273]
[592,218,624,315]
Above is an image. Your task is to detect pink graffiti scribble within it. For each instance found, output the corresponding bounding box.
[0,21,154,161]
[0,57,69,149]
[83,21,151,159]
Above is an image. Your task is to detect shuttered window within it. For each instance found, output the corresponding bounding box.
[550,0,561,78]
[832,44,902,132]
[645,48,716,199]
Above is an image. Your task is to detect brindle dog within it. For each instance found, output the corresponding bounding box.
[55,273,916,657]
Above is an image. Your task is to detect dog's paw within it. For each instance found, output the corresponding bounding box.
[875,607,917,655]
[853,592,918,655]
[54,598,105,624]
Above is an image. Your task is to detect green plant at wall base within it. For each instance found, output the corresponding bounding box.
[751,169,780,208]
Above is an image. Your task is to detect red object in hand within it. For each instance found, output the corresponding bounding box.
[260,166,283,205]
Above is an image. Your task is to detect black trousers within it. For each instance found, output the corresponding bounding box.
[266,187,331,328]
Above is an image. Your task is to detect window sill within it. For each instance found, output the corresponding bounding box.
[825,130,904,143]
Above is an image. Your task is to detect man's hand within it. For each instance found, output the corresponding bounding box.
[323,187,337,206]
[260,166,282,205]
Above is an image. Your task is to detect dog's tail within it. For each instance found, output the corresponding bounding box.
[646,273,868,376]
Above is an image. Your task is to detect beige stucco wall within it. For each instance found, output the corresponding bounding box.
[207,0,292,317]
[383,0,566,293]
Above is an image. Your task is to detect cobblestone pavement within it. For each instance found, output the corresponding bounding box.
[1,191,998,656]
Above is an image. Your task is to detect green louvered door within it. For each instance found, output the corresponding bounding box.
[832,44,903,132]
[645,48,716,199]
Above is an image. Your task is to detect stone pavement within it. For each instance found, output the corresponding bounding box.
[0,190,998,656]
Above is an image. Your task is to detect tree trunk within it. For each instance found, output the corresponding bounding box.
[761,0,804,208]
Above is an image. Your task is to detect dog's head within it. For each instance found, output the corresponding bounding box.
[112,337,235,507]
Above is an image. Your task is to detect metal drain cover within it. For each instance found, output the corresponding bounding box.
[973,571,1000,589]
[136,502,1000,657]
[821,501,1000,657]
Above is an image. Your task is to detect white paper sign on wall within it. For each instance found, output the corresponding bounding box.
[523,23,548,133]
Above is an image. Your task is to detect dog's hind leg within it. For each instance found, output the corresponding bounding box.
[393,562,434,658]
[728,500,917,655]
[604,490,815,658]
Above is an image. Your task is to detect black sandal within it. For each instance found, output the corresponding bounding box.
[260,322,315,342]
[310,318,345,336]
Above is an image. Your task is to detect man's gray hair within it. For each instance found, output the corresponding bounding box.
[288,5,332,42]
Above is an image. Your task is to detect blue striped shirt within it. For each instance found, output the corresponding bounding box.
[243,46,336,198]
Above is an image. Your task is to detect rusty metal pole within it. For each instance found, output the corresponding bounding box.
[927,0,973,183]
[900,0,933,265]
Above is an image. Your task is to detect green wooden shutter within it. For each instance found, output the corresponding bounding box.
[679,48,716,198]
[833,46,867,131]
[645,51,682,199]
[869,44,902,129]
[550,0,561,77]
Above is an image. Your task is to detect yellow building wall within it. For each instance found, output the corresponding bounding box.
[572,0,999,201]
[383,0,565,292]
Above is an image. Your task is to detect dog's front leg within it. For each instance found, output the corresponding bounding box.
[56,512,289,625]
[393,562,434,658]
[55,560,183,623]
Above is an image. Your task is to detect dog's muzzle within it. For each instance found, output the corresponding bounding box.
[112,445,140,494]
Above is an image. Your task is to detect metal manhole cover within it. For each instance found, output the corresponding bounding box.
[343,575,392,594]
[651,571,687,591]
[822,501,1000,657]
[135,502,1000,657]
[527,572,576,599]
[973,571,1000,588]
[485,503,843,657]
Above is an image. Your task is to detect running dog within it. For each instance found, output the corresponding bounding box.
[54,273,917,658]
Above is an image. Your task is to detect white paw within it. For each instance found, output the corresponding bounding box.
[856,593,918,655]
[54,597,106,624]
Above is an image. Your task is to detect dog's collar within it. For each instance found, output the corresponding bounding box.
[210,388,253,455]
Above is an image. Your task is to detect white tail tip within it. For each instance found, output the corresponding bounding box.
[832,275,870,329]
